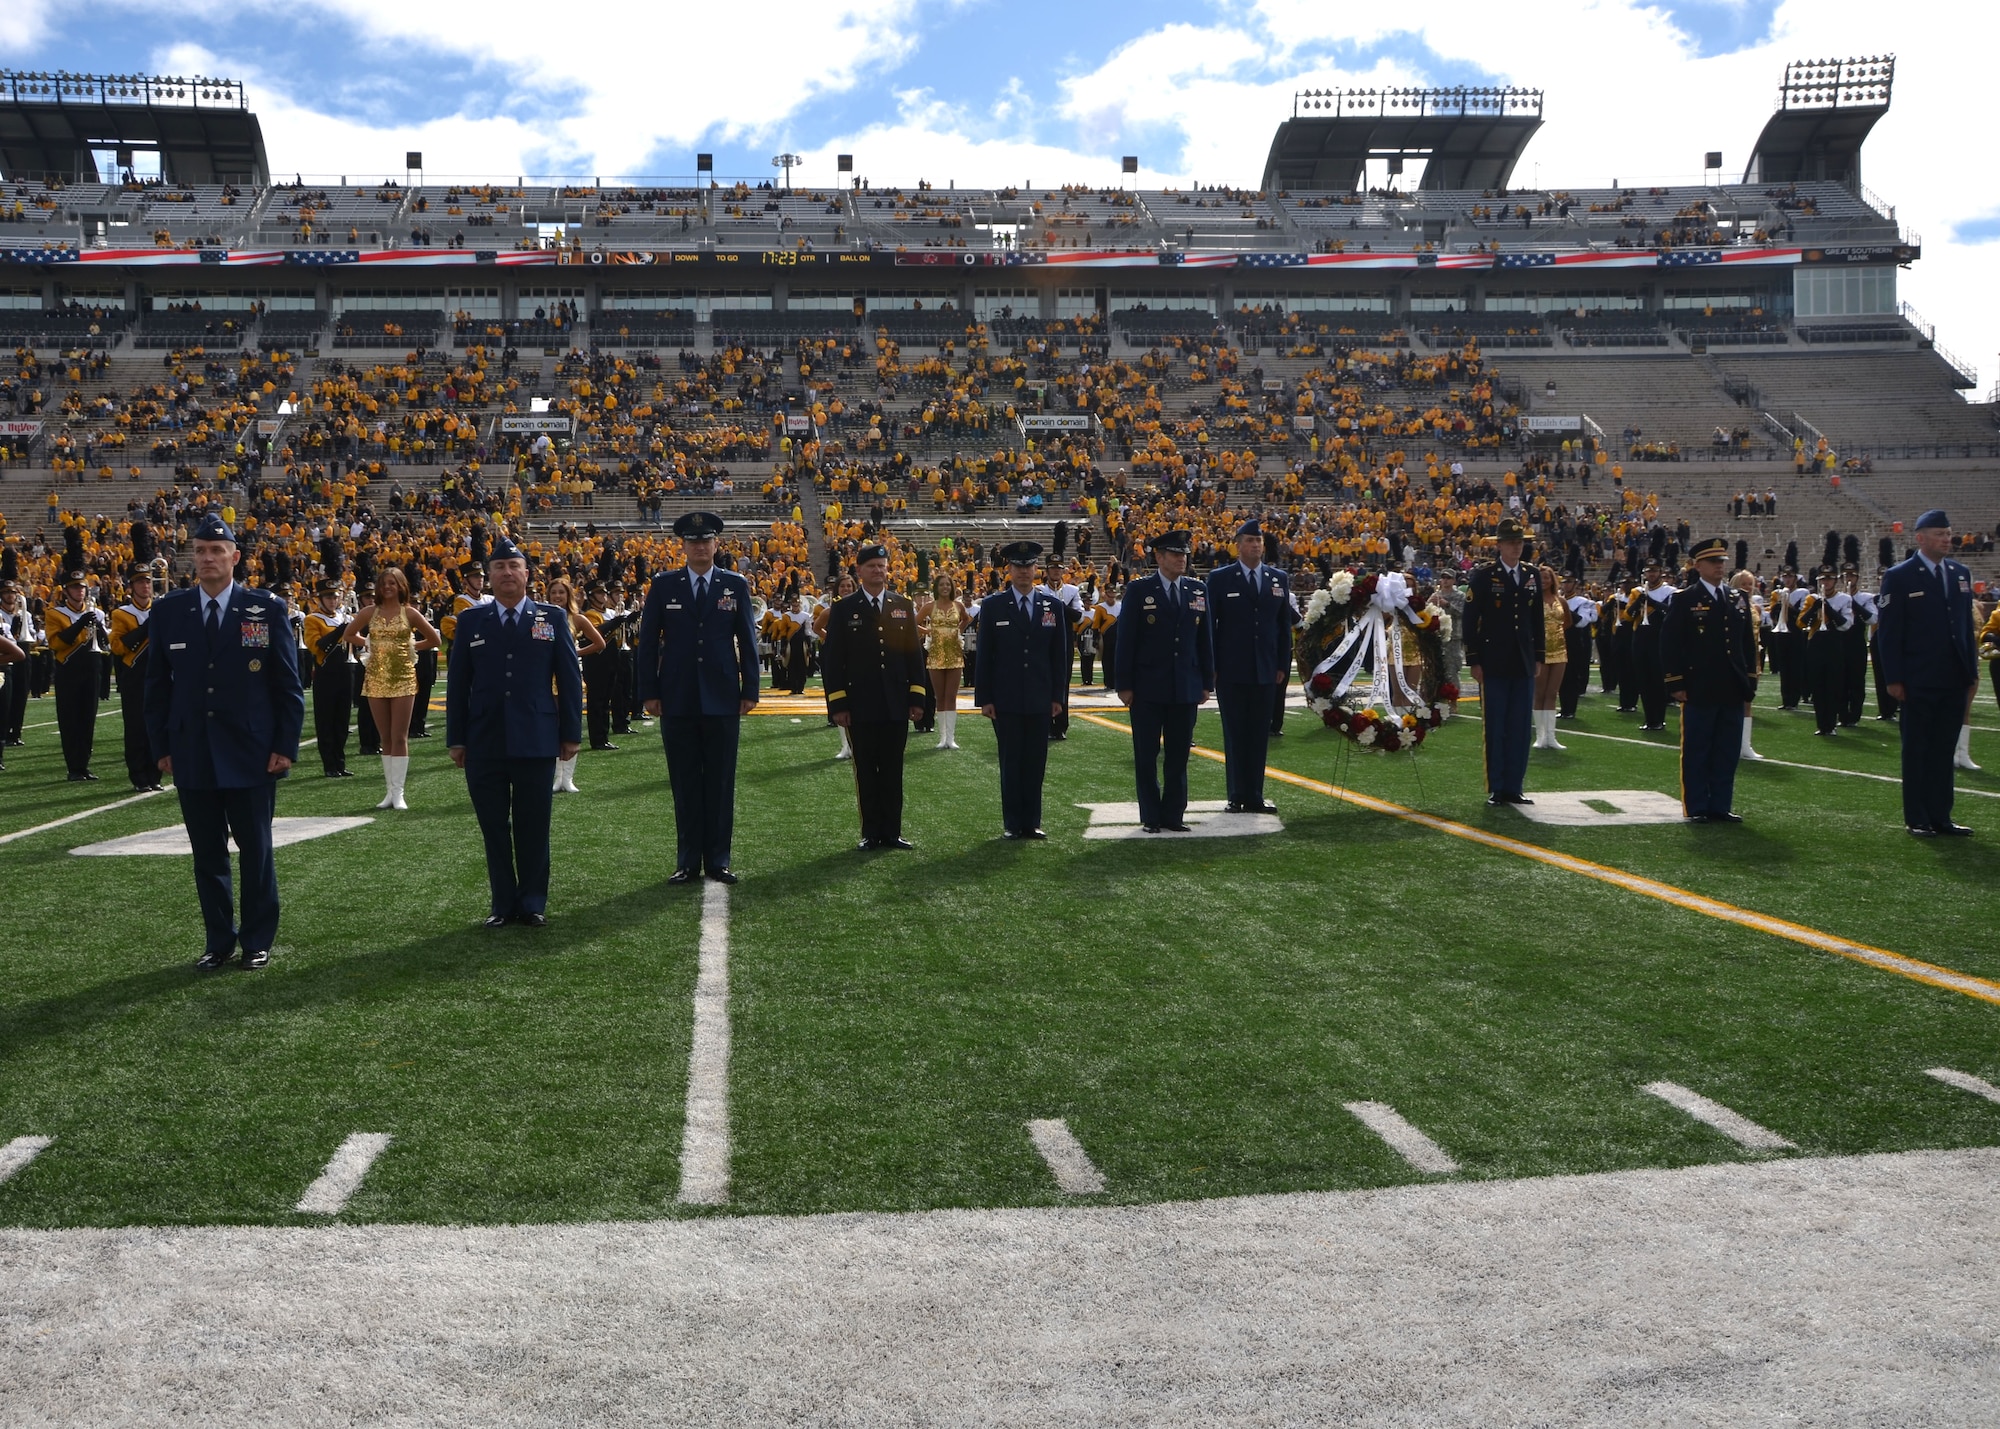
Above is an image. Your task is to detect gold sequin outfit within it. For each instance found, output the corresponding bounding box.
[361,606,419,698]
[926,599,965,670]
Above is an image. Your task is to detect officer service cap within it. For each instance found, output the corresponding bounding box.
[1915,508,1950,531]
[1495,517,1528,541]
[488,536,528,565]
[1149,529,1193,554]
[856,543,890,564]
[1687,536,1727,561]
[674,510,726,540]
[190,513,236,543]
[996,540,1044,566]
[1235,518,1264,540]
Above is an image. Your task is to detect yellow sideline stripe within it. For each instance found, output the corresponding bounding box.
[1073,710,2000,1009]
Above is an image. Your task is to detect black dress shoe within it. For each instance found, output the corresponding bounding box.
[857,838,878,851]
[240,949,270,969]
[667,868,699,884]
[1224,801,1247,813]
[1504,793,1535,805]
[591,742,619,751]
[1162,822,1193,833]
[1712,812,1743,824]
[1253,800,1279,814]
[482,913,514,929]
[336,768,355,777]
[1641,723,1666,732]
[194,950,233,969]
[1001,831,1022,840]
[706,868,740,884]
[1486,793,1507,806]
[1939,823,1975,837]
[1907,825,1938,838]
[1687,814,1713,825]
[518,912,547,928]
[882,837,914,850]
[1025,829,1047,840]
[1140,824,1162,834]
[1812,729,1834,737]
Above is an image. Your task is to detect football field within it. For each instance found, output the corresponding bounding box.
[3,682,1998,1229]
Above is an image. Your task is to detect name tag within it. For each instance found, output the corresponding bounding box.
[1908,590,1925,599]
[1226,591,1241,598]
[469,638,486,647]
[995,620,1011,627]
[665,603,683,611]
[240,623,269,647]
[169,642,187,650]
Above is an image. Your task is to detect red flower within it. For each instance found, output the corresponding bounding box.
[1352,575,1379,602]
[1309,672,1333,696]
[1322,709,1341,728]
[1378,730,1401,751]
[1437,681,1460,702]
[1410,723,1427,744]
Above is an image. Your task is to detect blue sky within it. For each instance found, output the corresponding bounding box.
[1,0,1993,372]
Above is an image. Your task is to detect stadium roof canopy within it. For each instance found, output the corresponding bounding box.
[1744,56,1893,190]
[0,72,269,184]
[1263,88,1544,192]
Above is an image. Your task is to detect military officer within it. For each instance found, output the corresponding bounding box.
[1661,537,1756,824]
[108,563,161,791]
[301,578,355,777]
[45,569,107,780]
[820,543,928,850]
[973,540,1069,839]
[1205,519,1292,815]
[634,511,761,883]
[1877,510,1978,836]
[1463,517,1545,806]
[144,514,306,969]
[1112,528,1214,834]
[445,536,585,926]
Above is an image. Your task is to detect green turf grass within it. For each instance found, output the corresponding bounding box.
[1,677,1997,1226]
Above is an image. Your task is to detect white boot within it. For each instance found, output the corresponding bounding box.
[1544,709,1565,750]
[1956,724,1981,772]
[836,727,853,761]
[554,755,579,793]
[376,754,408,810]
[1741,715,1765,761]
[936,710,956,750]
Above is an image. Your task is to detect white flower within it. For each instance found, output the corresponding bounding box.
[1425,605,1453,641]
[1355,724,1377,746]
[1327,571,1355,605]
[1433,703,1452,722]
[1303,588,1333,625]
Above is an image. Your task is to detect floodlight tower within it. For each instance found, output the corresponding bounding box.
[772,153,801,191]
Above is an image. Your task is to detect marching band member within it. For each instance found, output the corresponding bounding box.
[108,564,160,791]
[1557,573,1597,721]
[46,568,107,781]
[1796,566,1854,737]
[302,578,356,778]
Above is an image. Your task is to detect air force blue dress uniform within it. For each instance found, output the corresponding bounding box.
[1113,551,1214,831]
[633,535,761,877]
[1205,535,1292,812]
[1661,541,1757,822]
[972,542,1070,837]
[144,524,305,965]
[445,578,585,920]
[1876,511,1977,834]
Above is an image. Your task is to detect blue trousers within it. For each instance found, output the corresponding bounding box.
[1898,689,1962,831]
[465,754,556,917]
[1216,682,1274,806]
[177,781,280,957]
[1129,700,1197,827]
[1678,702,1743,818]
[662,715,740,873]
[992,711,1051,833]
[1481,675,1533,798]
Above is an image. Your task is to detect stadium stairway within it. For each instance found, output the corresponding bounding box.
[1709,350,1999,453]
[1501,352,1780,454]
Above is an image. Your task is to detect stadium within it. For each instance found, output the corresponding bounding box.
[3,44,1999,1425]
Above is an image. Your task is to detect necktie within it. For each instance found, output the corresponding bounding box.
[695,576,708,606]
[1167,579,1178,610]
[205,598,220,644]
[505,607,517,634]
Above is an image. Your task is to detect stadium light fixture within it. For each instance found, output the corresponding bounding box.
[772,153,801,190]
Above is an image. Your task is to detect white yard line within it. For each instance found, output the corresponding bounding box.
[1343,1101,1460,1174]
[1924,1067,2000,1106]
[0,1135,53,1185]
[0,788,165,845]
[677,880,732,1206]
[20,709,120,731]
[295,1133,392,1215]
[1026,1118,1107,1194]
[1643,1081,1796,1151]
[1468,713,2000,799]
